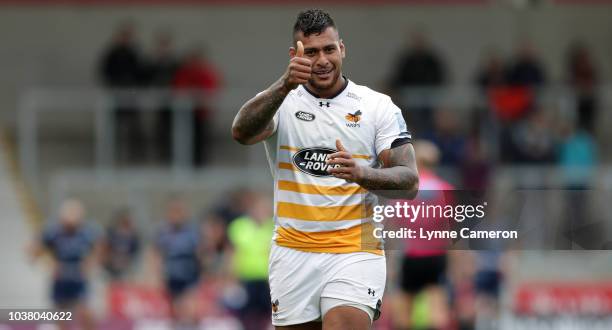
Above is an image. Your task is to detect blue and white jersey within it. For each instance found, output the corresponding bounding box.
[155,222,201,282]
[42,222,99,281]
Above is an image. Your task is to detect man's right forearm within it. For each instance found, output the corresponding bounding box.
[233,40,311,144]
[232,78,290,145]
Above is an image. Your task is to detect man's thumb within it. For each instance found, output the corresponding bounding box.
[336,139,346,152]
[296,41,304,57]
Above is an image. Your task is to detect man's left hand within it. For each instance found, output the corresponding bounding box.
[326,139,364,183]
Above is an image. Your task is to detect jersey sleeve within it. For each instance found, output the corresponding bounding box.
[271,109,280,135]
[375,97,412,156]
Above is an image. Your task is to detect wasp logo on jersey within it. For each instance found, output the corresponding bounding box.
[292,147,340,177]
[345,110,362,127]
[295,111,315,122]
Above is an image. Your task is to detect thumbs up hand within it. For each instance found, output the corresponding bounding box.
[282,40,312,90]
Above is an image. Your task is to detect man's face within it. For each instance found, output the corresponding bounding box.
[59,200,84,230]
[166,201,188,226]
[292,27,345,92]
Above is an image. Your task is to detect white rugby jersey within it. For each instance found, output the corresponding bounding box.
[263,78,411,255]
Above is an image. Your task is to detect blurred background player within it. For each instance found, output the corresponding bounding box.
[227,194,274,330]
[391,140,452,330]
[152,197,203,327]
[101,208,141,281]
[29,198,100,330]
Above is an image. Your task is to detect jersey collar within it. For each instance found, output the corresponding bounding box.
[302,76,349,100]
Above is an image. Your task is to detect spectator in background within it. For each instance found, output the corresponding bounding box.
[567,41,598,134]
[211,189,254,225]
[200,212,231,275]
[509,110,556,164]
[227,194,274,330]
[489,41,546,124]
[391,140,452,330]
[30,199,100,330]
[461,112,493,190]
[389,30,447,135]
[144,31,179,163]
[100,22,142,87]
[558,119,597,189]
[391,30,446,88]
[99,22,146,163]
[490,41,544,123]
[487,42,548,163]
[153,197,203,326]
[557,118,598,248]
[506,40,546,88]
[476,50,506,91]
[102,208,140,280]
[173,45,222,166]
[423,108,466,167]
[472,49,505,168]
[199,189,253,273]
[145,31,178,88]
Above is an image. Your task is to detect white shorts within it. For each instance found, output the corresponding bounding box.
[268,242,386,326]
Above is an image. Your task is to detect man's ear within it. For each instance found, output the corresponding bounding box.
[289,46,296,58]
[340,39,346,58]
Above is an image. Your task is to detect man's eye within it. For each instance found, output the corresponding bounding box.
[305,51,316,56]
[325,48,336,53]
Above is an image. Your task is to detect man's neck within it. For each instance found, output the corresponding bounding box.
[305,75,347,99]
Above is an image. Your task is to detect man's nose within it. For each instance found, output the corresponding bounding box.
[316,51,330,67]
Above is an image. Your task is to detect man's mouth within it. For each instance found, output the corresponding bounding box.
[313,68,333,79]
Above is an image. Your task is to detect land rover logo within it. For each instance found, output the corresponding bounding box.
[292,147,339,177]
[295,111,315,122]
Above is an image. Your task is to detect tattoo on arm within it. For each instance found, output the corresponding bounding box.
[358,143,419,198]
[232,79,289,144]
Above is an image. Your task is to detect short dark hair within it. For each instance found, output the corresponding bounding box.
[293,9,337,39]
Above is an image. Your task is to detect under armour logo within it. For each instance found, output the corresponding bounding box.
[368,288,375,296]
[319,101,330,107]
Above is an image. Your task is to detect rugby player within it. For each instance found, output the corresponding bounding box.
[153,197,202,325]
[232,9,419,330]
[392,140,451,329]
[30,198,99,330]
